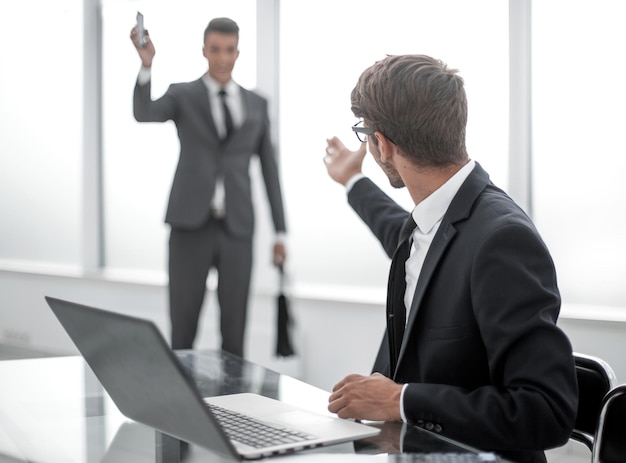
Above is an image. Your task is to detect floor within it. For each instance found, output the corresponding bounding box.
[0,343,593,462]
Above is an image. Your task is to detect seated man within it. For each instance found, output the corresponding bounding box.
[323,54,578,463]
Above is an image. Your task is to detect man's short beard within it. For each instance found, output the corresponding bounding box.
[383,162,405,189]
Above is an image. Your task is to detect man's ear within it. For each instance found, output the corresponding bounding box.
[374,131,396,163]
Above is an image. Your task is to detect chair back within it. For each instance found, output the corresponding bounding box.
[592,384,626,463]
[572,353,617,450]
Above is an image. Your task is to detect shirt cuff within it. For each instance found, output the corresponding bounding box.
[345,173,366,193]
[137,66,151,85]
[275,232,287,244]
[400,383,409,423]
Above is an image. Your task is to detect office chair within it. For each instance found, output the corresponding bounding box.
[572,353,617,451]
[591,384,626,463]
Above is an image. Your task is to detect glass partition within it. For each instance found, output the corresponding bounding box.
[279,0,509,289]
[532,0,626,307]
[0,0,82,265]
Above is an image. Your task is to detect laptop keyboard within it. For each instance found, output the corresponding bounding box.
[207,403,317,449]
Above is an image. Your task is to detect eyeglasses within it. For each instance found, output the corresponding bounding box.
[352,120,374,143]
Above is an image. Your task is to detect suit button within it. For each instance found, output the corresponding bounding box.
[425,422,434,431]
[434,424,442,433]
[417,420,425,428]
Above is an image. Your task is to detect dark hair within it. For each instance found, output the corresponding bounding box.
[204,17,239,42]
[351,54,468,167]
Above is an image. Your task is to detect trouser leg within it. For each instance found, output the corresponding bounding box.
[168,223,216,349]
[216,229,253,357]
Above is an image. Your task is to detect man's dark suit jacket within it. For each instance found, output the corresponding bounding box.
[134,78,286,236]
[348,163,578,463]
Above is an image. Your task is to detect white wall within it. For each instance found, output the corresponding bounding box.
[0,266,382,391]
[1,268,625,393]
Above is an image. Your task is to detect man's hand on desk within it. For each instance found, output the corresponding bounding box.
[328,372,403,422]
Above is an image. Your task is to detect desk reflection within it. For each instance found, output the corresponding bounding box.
[0,350,499,463]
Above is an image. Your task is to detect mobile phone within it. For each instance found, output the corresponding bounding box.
[136,12,146,47]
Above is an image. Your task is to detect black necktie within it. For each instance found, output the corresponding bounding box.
[387,214,417,377]
[218,89,234,140]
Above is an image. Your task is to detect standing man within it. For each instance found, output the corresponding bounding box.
[130,17,287,357]
[323,54,577,463]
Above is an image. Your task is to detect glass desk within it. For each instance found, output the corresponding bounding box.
[0,350,505,462]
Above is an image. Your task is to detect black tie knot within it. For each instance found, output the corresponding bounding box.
[400,215,417,243]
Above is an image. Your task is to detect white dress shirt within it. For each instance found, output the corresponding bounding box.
[399,159,475,422]
[403,159,476,321]
[202,75,244,216]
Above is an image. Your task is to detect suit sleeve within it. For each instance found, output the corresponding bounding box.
[256,98,286,233]
[402,222,578,453]
[347,177,410,258]
[133,80,178,123]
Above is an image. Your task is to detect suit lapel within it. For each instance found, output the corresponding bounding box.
[193,78,220,139]
[237,86,252,135]
[394,163,491,374]
[395,223,456,373]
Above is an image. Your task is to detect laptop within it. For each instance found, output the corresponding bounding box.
[45,296,380,460]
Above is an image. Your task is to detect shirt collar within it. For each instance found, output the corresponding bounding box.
[202,74,237,96]
[411,159,476,234]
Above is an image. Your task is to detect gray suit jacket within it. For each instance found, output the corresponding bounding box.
[349,163,577,463]
[134,78,286,238]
